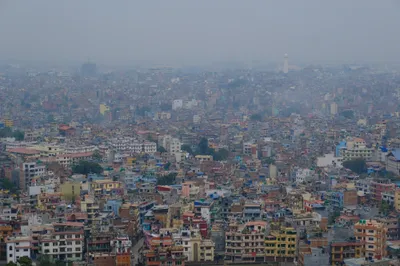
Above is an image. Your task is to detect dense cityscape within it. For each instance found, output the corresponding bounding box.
[0,58,399,266]
[2,1,400,265]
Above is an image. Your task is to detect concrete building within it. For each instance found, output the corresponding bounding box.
[264,226,297,262]
[385,149,400,175]
[22,161,46,190]
[6,236,32,264]
[225,221,267,264]
[330,241,365,266]
[341,137,374,161]
[354,220,387,259]
[60,181,81,201]
[298,247,329,266]
[40,222,84,262]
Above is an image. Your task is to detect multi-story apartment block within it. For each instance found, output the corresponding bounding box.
[56,152,93,169]
[160,135,181,155]
[111,236,132,266]
[330,240,365,266]
[109,137,156,154]
[340,137,374,161]
[242,202,262,221]
[369,179,395,202]
[90,179,123,197]
[22,161,46,190]
[172,229,215,262]
[225,221,267,264]
[6,236,32,264]
[264,226,297,263]
[354,220,387,259]
[40,222,84,262]
[144,234,186,266]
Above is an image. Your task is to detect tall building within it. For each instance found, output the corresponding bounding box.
[283,54,289,74]
[354,219,387,260]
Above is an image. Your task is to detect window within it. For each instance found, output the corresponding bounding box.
[67,248,72,252]
[76,248,81,252]
[368,237,374,241]
[67,254,72,258]
[24,249,28,252]
[9,246,12,251]
[9,254,12,258]
[67,242,72,245]
[76,241,81,245]
[45,249,50,253]
[53,249,58,253]
[368,245,374,249]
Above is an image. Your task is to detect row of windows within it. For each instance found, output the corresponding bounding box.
[44,247,81,253]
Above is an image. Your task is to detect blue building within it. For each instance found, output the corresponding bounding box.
[336,141,347,157]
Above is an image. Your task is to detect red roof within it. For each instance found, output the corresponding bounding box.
[7,148,40,155]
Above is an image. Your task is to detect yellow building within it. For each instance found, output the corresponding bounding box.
[395,188,400,212]
[60,181,81,201]
[91,179,122,196]
[4,119,13,128]
[265,227,297,262]
[80,195,100,224]
[29,144,64,157]
[99,104,110,115]
[330,241,364,265]
[126,157,136,166]
[194,155,213,162]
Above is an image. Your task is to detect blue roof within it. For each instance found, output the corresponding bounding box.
[390,149,400,160]
[380,146,388,152]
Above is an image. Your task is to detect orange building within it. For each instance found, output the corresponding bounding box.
[354,219,387,260]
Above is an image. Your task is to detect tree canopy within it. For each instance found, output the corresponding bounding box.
[342,158,367,174]
[72,161,103,175]
[156,173,177,185]
[195,138,229,161]
[157,146,167,153]
[181,144,193,154]
[0,127,25,141]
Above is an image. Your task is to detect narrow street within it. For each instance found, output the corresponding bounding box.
[132,237,144,266]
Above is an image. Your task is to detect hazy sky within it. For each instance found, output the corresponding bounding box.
[0,0,399,66]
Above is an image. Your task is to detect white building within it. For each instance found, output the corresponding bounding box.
[295,168,315,184]
[109,137,156,154]
[172,99,183,110]
[6,236,32,263]
[330,102,338,115]
[160,135,181,155]
[193,115,201,124]
[341,137,374,161]
[22,162,46,190]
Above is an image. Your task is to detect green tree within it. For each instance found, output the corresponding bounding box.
[6,262,17,266]
[181,144,193,154]
[12,130,24,141]
[250,113,262,121]
[72,161,103,175]
[214,148,229,161]
[17,256,32,266]
[164,162,171,170]
[340,110,354,119]
[92,150,103,162]
[156,173,177,185]
[157,146,167,153]
[342,158,367,174]
[197,138,209,155]
[380,200,391,216]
